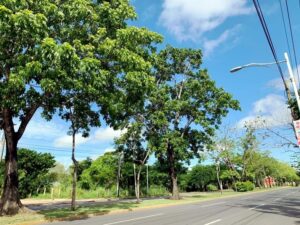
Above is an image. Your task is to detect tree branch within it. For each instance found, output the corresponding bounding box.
[16,104,39,140]
[181,117,194,138]
[174,82,184,130]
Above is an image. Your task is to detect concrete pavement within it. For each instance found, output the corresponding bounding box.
[45,188,300,225]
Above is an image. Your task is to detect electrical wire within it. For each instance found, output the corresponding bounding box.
[278,0,293,71]
[253,0,289,93]
[285,0,300,88]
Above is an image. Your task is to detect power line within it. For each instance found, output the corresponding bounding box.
[278,0,293,71]
[18,143,102,155]
[284,0,300,88]
[252,0,289,94]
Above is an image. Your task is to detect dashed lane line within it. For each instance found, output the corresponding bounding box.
[102,213,164,225]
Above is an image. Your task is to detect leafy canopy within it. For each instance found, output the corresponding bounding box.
[0,0,162,133]
[17,148,55,198]
[148,46,240,163]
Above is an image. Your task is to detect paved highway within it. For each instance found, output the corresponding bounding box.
[46,188,300,225]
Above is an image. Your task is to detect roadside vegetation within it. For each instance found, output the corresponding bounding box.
[0,0,299,223]
[1,128,298,202]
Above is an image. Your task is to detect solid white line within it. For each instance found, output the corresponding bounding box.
[201,202,226,208]
[204,219,222,225]
[249,203,265,210]
[103,213,164,225]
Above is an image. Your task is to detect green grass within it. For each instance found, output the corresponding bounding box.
[0,186,293,225]
[31,185,169,200]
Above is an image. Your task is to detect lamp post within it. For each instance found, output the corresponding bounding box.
[230,60,286,73]
[230,52,300,114]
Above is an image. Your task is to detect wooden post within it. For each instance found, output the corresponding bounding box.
[51,188,54,200]
[146,164,149,196]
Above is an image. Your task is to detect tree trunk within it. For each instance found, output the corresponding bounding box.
[135,169,141,203]
[216,163,223,195]
[232,176,237,191]
[171,175,179,199]
[167,145,179,200]
[0,129,23,215]
[71,131,78,211]
[116,153,122,198]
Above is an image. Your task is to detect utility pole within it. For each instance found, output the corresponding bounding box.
[0,132,5,162]
[285,52,300,112]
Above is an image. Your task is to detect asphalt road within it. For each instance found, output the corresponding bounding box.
[46,188,300,225]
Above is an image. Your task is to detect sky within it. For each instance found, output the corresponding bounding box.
[2,0,300,167]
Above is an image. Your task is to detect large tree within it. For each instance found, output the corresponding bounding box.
[0,0,161,215]
[148,46,240,199]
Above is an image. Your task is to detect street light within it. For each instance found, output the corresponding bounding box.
[230,52,300,114]
[230,60,286,73]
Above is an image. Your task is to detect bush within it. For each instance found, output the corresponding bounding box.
[233,181,255,192]
[207,184,218,192]
[145,185,169,197]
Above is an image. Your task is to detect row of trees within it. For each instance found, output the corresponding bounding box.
[2,0,299,215]
[1,144,298,201]
[0,0,239,215]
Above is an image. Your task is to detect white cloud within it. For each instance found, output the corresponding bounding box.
[237,94,292,129]
[93,127,125,142]
[159,0,252,41]
[53,134,90,148]
[267,78,285,91]
[104,147,116,153]
[267,65,300,92]
[203,26,240,56]
[22,119,64,139]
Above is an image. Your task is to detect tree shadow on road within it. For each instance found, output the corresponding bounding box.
[39,201,138,222]
[241,196,300,220]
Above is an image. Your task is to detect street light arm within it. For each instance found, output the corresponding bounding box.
[230,60,286,73]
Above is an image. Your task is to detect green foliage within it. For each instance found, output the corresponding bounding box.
[49,163,71,189]
[77,158,92,181]
[17,148,56,198]
[80,153,118,190]
[220,170,241,181]
[233,181,255,192]
[187,165,217,191]
[0,0,162,123]
[145,46,240,196]
[143,185,169,197]
[207,184,218,192]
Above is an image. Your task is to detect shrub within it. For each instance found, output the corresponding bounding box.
[207,184,218,192]
[233,181,255,192]
[144,185,170,197]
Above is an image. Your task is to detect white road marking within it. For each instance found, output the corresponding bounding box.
[102,213,164,225]
[243,197,252,200]
[201,202,226,208]
[274,198,281,201]
[204,219,222,225]
[249,203,265,210]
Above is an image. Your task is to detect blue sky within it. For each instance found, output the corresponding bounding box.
[2,0,300,166]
